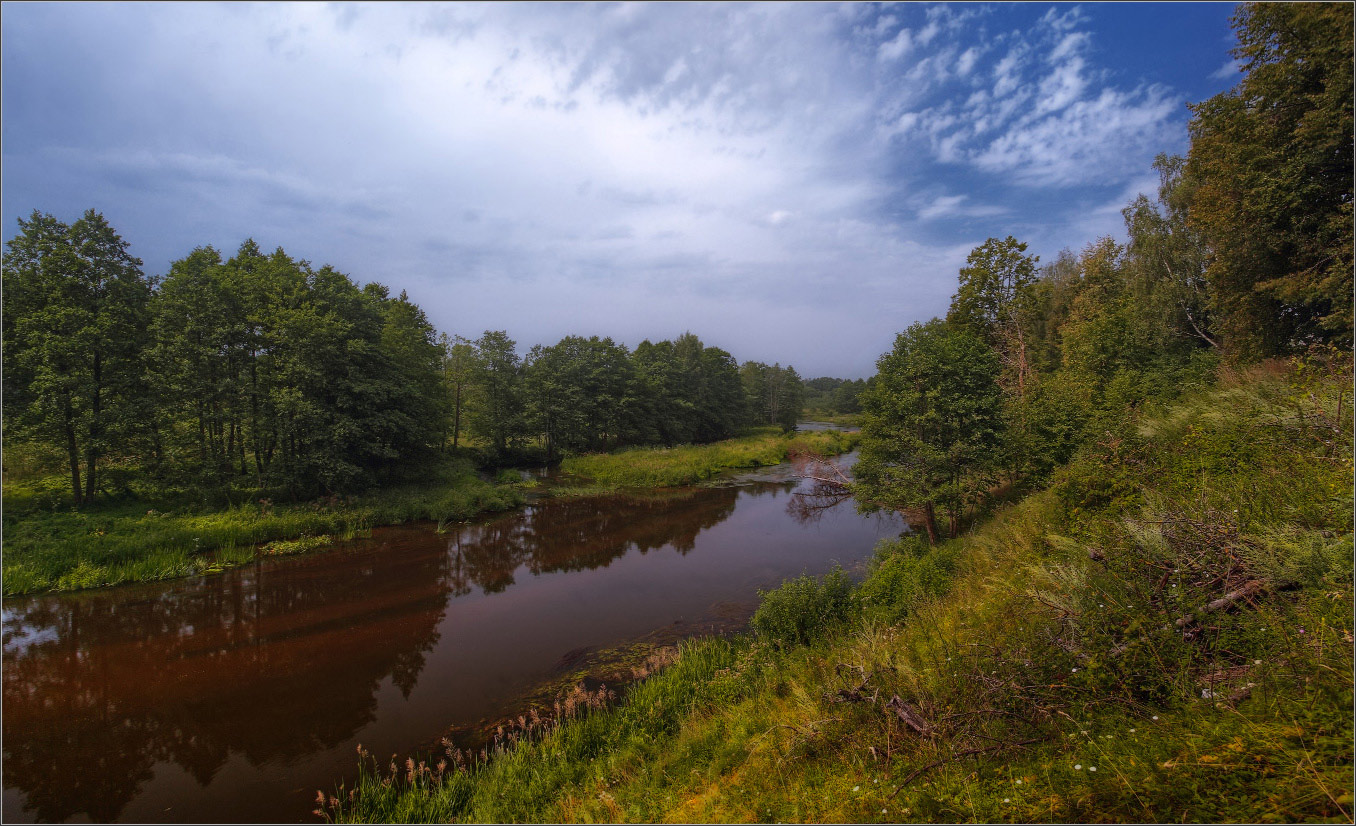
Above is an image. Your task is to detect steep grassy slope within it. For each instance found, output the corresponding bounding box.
[329,359,1352,823]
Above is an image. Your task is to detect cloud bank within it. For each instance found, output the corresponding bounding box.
[1,3,1235,377]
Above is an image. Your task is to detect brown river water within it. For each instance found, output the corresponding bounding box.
[2,448,904,823]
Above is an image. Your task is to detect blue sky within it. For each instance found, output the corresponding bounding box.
[1,2,1241,378]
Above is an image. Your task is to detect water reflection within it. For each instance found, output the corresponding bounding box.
[3,471,893,823]
[3,546,453,822]
[445,488,747,595]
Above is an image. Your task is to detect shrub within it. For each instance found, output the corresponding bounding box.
[751,567,858,648]
[858,536,958,625]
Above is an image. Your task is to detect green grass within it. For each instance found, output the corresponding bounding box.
[329,357,1353,823]
[802,412,864,427]
[1,458,525,596]
[559,428,860,488]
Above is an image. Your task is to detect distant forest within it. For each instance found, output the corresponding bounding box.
[2,224,842,501]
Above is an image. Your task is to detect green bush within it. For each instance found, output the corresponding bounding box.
[751,567,858,648]
[858,536,958,625]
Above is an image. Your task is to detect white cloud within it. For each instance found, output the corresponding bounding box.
[917,194,1008,221]
[878,27,914,62]
[1049,31,1089,62]
[882,7,1182,193]
[1034,56,1088,116]
[956,46,981,76]
[1210,58,1242,80]
[993,44,1029,97]
[971,86,1179,186]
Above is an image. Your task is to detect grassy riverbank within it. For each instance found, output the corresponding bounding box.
[1,458,525,596]
[559,428,858,488]
[327,359,1353,823]
[2,427,856,596]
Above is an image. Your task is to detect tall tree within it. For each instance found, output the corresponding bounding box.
[469,330,525,459]
[946,236,1039,397]
[2,210,151,504]
[741,361,803,431]
[1122,155,1217,350]
[1185,2,1353,355]
[147,246,239,483]
[440,333,477,450]
[853,319,1002,544]
[375,287,445,465]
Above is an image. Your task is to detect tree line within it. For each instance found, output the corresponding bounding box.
[855,3,1352,543]
[802,376,867,417]
[3,222,813,502]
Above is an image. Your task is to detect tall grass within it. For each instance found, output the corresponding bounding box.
[331,356,1352,823]
[560,428,859,488]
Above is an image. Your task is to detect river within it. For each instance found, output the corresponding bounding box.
[2,444,903,823]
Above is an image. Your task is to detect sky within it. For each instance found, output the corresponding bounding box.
[1,2,1242,378]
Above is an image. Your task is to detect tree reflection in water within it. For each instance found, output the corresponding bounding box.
[444,488,744,595]
[1,484,758,822]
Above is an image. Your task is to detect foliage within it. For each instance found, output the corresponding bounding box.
[854,319,1002,542]
[2,209,152,504]
[751,567,858,649]
[1185,2,1353,355]
[524,335,637,459]
[438,333,477,450]
[857,536,958,625]
[4,210,819,507]
[740,361,806,431]
[1121,154,1217,351]
[467,330,526,459]
[628,333,748,445]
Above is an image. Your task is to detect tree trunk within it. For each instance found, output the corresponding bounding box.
[198,400,208,467]
[452,384,462,450]
[922,501,939,546]
[250,353,264,484]
[64,395,83,506]
[84,352,102,503]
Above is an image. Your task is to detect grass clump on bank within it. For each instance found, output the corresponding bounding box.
[328,357,1352,823]
[1,458,524,596]
[559,428,859,488]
